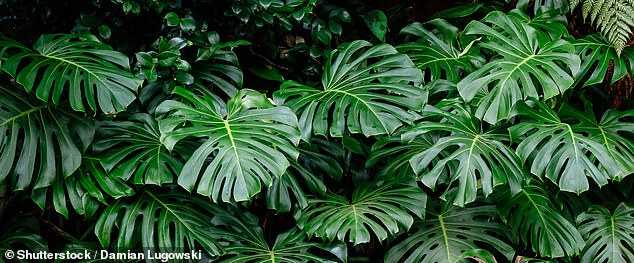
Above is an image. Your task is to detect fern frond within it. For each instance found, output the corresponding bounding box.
[571,0,634,54]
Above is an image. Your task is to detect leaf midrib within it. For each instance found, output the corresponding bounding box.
[40,53,110,88]
[0,105,46,126]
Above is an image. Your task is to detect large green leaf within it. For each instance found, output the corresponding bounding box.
[563,103,634,180]
[157,87,300,202]
[266,139,344,212]
[0,85,94,193]
[385,205,514,263]
[0,34,142,114]
[498,185,585,258]
[398,19,484,82]
[274,40,424,139]
[93,114,190,185]
[509,100,628,193]
[0,217,47,261]
[573,34,632,87]
[577,203,634,263]
[296,183,426,245]
[512,1,569,39]
[212,211,346,263]
[367,131,438,180]
[40,158,135,218]
[458,11,580,124]
[405,102,524,206]
[95,189,223,256]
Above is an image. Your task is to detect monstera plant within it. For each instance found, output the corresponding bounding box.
[1,0,634,262]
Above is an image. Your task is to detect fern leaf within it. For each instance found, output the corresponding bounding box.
[572,0,634,54]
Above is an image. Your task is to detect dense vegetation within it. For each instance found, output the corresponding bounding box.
[1,0,634,262]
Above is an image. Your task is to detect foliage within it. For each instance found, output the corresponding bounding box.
[569,0,634,54]
[274,40,424,139]
[406,102,524,206]
[385,205,514,263]
[2,0,634,262]
[95,189,224,256]
[498,185,585,258]
[296,182,426,245]
[577,202,634,263]
[457,11,580,124]
[157,88,300,202]
[0,34,142,114]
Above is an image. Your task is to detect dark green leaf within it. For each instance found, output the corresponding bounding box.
[458,11,580,123]
[135,52,154,67]
[510,100,629,193]
[385,205,514,263]
[0,86,94,197]
[266,139,343,212]
[498,185,585,258]
[94,114,188,185]
[175,71,194,85]
[246,66,285,82]
[296,183,426,245]
[157,88,300,202]
[361,10,388,42]
[573,34,631,87]
[180,17,196,33]
[164,12,180,26]
[274,40,424,139]
[95,189,224,256]
[98,25,111,40]
[577,203,634,263]
[406,102,524,206]
[0,35,142,113]
[399,20,485,82]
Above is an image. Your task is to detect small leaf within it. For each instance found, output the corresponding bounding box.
[135,52,154,67]
[164,12,180,26]
[98,25,111,40]
[246,66,285,82]
[180,17,196,33]
[362,10,388,42]
[175,71,194,85]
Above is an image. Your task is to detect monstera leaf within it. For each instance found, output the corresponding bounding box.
[212,211,346,263]
[367,131,438,180]
[296,183,426,245]
[498,185,585,258]
[274,40,424,139]
[95,189,224,256]
[39,158,135,218]
[0,85,94,193]
[398,19,484,82]
[577,203,634,263]
[405,102,524,206]
[0,34,142,114]
[573,34,633,87]
[511,1,569,39]
[94,114,191,185]
[458,11,580,124]
[385,205,514,263]
[157,87,300,202]
[266,139,344,212]
[509,100,629,193]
